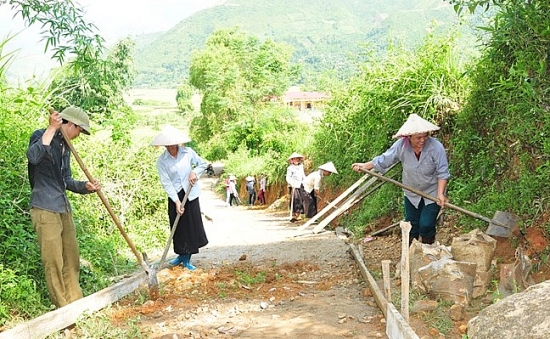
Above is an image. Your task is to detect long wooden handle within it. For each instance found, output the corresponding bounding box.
[360,168,501,226]
[54,111,146,267]
[158,183,193,268]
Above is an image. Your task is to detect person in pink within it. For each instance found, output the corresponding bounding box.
[224,174,233,207]
[257,174,267,205]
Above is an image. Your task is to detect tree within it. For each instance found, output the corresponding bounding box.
[188,26,298,142]
[2,0,105,66]
[47,38,136,119]
[444,0,504,14]
[176,81,196,113]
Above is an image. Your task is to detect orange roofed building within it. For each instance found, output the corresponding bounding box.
[282,88,330,111]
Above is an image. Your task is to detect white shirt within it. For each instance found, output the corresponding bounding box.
[156,146,208,203]
[302,169,323,194]
[260,177,267,190]
[286,163,306,188]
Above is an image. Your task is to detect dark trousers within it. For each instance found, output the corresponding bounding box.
[229,193,238,206]
[301,190,317,218]
[404,196,440,239]
[248,191,256,205]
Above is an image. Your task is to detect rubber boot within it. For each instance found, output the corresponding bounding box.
[169,254,185,266]
[421,235,435,245]
[182,254,196,271]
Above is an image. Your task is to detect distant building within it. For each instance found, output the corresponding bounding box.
[282,89,330,111]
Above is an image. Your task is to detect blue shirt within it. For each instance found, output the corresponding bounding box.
[372,137,450,208]
[156,146,208,203]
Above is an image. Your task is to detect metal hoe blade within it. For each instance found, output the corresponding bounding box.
[485,211,521,237]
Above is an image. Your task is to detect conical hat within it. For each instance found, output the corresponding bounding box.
[151,125,191,146]
[287,152,304,161]
[392,114,440,139]
[319,161,338,174]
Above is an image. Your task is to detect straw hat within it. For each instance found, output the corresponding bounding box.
[287,152,304,161]
[319,161,338,174]
[392,114,440,139]
[151,125,191,146]
[229,174,237,180]
[246,176,254,181]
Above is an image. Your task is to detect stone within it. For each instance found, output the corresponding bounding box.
[468,280,550,338]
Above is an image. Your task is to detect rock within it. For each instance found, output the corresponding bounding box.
[449,304,465,321]
[411,299,439,313]
[468,280,550,338]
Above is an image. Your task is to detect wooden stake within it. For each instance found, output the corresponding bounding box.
[382,260,392,302]
[400,221,412,322]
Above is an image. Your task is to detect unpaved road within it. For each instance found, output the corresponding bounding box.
[110,176,389,338]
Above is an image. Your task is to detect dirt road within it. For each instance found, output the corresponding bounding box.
[111,176,389,338]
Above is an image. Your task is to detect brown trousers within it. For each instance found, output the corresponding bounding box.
[30,208,83,307]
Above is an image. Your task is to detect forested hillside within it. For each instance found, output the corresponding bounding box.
[133,0,477,87]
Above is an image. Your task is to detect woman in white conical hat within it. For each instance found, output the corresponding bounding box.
[301,162,338,218]
[285,151,306,222]
[351,114,450,245]
[152,125,209,271]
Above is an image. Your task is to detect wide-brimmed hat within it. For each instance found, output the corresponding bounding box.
[319,161,338,174]
[151,125,191,146]
[229,175,237,180]
[287,152,304,161]
[60,107,91,135]
[246,176,254,181]
[392,114,440,139]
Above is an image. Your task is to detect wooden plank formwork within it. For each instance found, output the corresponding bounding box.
[0,272,148,339]
[296,164,398,235]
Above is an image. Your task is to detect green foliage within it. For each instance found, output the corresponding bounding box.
[234,266,266,285]
[311,28,469,231]
[0,83,52,323]
[446,0,502,15]
[176,81,196,113]
[47,38,136,121]
[0,31,164,326]
[186,26,310,182]
[189,27,296,143]
[5,0,105,66]
[0,265,46,326]
[46,312,149,339]
[420,301,455,335]
[450,0,550,226]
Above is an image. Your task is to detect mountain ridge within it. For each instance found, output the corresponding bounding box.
[132,0,473,88]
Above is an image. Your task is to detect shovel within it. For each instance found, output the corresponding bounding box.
[158,183,193,270]
[53,108,159,299]
[360,168,520,237]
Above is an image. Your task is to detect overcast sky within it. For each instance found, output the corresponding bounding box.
[0,0,223,81]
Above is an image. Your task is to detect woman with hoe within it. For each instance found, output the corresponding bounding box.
[352,114,450,245]
[152,125,209,270]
